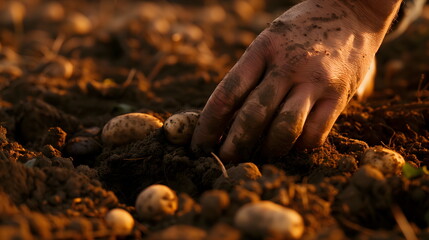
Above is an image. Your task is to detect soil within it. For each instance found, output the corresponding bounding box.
[0,0,429,239]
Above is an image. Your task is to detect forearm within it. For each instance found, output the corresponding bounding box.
[353,0,403,32]
[358,0,403,17]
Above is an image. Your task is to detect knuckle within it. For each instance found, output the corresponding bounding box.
[287,51,311,68]
[240,101,267,123]
[309,70,329,84]
[270,115,302,144]
[279,122,301,141]
[249,32,276,59]
[207,85,238,116]
[309,71,351,103]
[300,124,325,147]
[252,33,272,49]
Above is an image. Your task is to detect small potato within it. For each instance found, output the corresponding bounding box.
[102,113,163,147]
[170,23,203,42]
[234,201,304,239]
[64,12,92,35]
[360,146,405,175]
[105,208,134,236]
[135,184,178,221]
[39,2,65,22]
[163,111,200,145]
[41,57,74,79]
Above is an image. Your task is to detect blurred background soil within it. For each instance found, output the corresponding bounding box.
[0,0,428,239]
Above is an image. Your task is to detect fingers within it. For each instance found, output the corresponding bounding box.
[259,85,316,159]
[191,38,268,154]
[219,69,293,162]
[294,99,346,150]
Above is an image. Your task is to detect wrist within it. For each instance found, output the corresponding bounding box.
[339,0,403,33]
[358,0,403,18]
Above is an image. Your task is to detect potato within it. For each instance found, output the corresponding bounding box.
[41,57,74,79]
[105,208,134,236]
[360,146,405,175]
[102,113,163,146]
[135,184,178,221]
[234,201,304,239]
[64,12,92,35]
[163,111,200,145]
[39,2,65,22]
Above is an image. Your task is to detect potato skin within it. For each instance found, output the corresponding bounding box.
[163,111,200,145]
[102,113,163,146]
[105,208,134,236]
[234,201,304,239]
[135,184,178,221]
[360,146,405,175]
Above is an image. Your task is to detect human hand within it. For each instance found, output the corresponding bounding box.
[192,0,398,162]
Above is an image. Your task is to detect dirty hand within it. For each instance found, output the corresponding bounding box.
[192,0,401,162]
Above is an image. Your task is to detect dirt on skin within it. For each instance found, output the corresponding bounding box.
[0,0,429,239]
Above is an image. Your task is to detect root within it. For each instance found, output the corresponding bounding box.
[211,152,229,179]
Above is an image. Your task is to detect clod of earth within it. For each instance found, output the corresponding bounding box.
[234,201,304,239]
[0,1,25,26]
[105,208,135,236]
[36,2,65,23]
[351,165,385,191]
[163,110,200,145]
[200,190,230,222]
[360,146,405,175]
[214,162,262,190]
[147,225,207,240]
[135,184,178,221]
[101,113,163,147]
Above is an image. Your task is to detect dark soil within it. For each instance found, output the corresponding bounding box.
[0,1,429,239]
